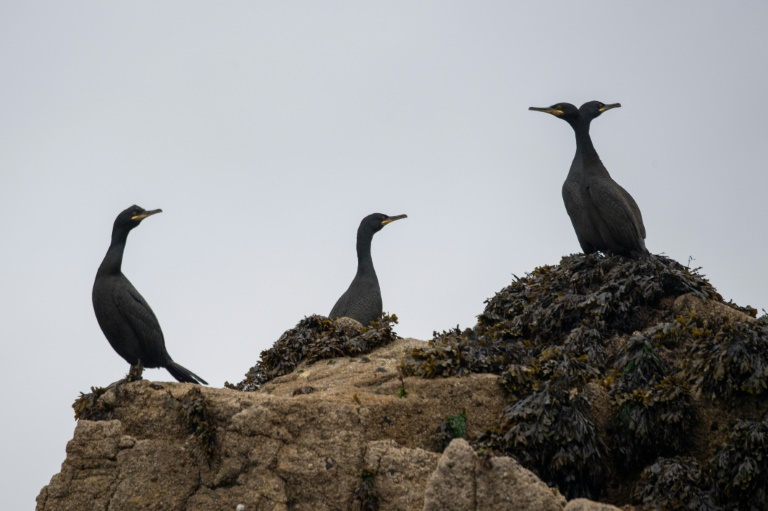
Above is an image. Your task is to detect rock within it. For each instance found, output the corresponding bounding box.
[38,254,768,511]
[422,439,477,510]
[32,336,687,511]
[422,439,566,511]
[364,440,439,510]
[36,420,123,511]
[110,439,199,509]
[37,339,509,511]
[564,499,623,511]
[672,293,754,323]
[333,316,365,337]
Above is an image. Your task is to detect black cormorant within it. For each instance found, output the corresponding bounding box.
[92,205,208,384]
[529,102,648,257]
[530,102,600,253]
[329,213,407,325]
[579,101,647,246]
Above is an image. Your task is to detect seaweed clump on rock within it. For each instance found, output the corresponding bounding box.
[684,315,768,402]
[72,365,144,421]
[402,253,768,505]
[610,328,696,468]
[709,413,768,510]
[403,254,720,380]
[632,456,720,511]
[72,386,114,421]
[492,384,607,499]
[228,314,399,391]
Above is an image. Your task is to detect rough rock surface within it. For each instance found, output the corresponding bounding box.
[37,338,624,511]
[564,499,623,511]
[423,439,566,511]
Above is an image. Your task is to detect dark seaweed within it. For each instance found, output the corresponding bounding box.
[228,314,399,391]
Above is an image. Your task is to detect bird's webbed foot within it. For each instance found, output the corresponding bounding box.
[104,364,144,404]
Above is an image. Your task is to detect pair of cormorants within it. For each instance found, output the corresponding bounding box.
[529,101,648,258]
[93,207,405,384]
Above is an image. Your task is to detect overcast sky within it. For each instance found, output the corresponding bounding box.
[2,2,767,508]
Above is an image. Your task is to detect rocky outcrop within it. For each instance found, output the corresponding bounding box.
[39,254,768,511]
[37,338,613,511]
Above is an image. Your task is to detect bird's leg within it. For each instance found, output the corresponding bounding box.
[127,362,144,383]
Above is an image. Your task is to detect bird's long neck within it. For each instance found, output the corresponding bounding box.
[98,229,130,275]
[572,117,605,169]
[356,229,376,276]
[571,117,597,156]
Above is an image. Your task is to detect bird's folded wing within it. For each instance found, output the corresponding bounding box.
[615,183,646,239]
[114,285,165,366]
[587,180,644,252]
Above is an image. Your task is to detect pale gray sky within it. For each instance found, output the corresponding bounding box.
[2,2,767,507]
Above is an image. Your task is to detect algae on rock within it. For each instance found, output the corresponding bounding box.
[402,253,767,506]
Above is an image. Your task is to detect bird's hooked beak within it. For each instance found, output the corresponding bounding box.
[529,106,563,117]
[598,103,621,113]
[381,214,407,226]
[131,209,163,221]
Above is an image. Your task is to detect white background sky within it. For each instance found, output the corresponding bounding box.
[2,2,767,508]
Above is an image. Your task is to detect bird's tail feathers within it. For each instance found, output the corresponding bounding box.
[166,361,208,385]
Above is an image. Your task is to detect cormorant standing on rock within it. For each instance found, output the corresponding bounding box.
[532,102,620,254]
[579,101,647,246]
[529,102,648,258]
[330,213,407,326]
[92,205,207,384]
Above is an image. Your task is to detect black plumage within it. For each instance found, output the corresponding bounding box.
[329,213,407,325]
[579,101,647,245]
[92,205,207,384]
[529,102,648,258]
